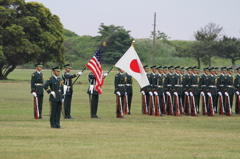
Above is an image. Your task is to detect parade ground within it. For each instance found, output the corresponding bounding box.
[0,69,240,159]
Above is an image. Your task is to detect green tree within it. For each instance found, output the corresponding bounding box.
[150,30,170,40]
[98,23,134,64]
[0,0,64,80]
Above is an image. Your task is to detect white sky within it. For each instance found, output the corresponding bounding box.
[25,0,240,41]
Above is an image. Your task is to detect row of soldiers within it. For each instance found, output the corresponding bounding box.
[139,65,240,117]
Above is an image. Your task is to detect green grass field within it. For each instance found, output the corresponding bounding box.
[1,69,240,159]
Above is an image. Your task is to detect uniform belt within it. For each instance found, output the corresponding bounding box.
[175,85,183,87]
[209,85,216,88]
[191,85,198,87]
[126,84,132,86]
[157,85,163,88]
[219,85,224,87]
[118,84,125,86]
[167,84,172,87]
[67,86,71,88]
[201,85,206,87]
[226,85,233,88]
[54,90,61,92]
[35,83,43,86]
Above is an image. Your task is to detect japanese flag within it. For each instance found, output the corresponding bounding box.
[115,44,149,88]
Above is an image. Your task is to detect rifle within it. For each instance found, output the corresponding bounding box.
[179,97,184,115]
[62,85,67,119]
[218,92,225,115]
[174,92,180,116]
[33,91,39,119]
[185,94,191,116]
[149,93,155,116]
[201,92,207,115]
[190,92,197,116]
[155,91,161,116]
[142,91,148,115]
[124,94,129,115]
[162,93,167,115]
[208,92,215,117]
[72,67,86,86]
[117,95,124,118]
[225,92,232,116]
[167,92,174,116]
[238,93,240,114]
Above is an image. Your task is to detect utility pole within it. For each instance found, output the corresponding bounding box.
[152,12,156,65]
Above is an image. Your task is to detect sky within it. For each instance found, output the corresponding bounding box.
[25,0,240,41]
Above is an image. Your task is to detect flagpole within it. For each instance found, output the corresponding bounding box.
[104,65,114,79]
[72,67,86,86]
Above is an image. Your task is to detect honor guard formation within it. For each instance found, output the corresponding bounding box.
[31,63,240,128]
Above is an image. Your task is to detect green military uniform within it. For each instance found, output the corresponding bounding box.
[31,63,44,119]
[189,67,199,114]
[155,66,164,113]
[184,67,193,114]
[114,71,126,118]
[87,72,101,118]
[216,67,228,114]
[208,67,217,114]
[234,67,240,114]
[226,67,234,110]
[62,64,77,119]
[214,67,219,112]
[141,65,151,113]
[125,73,133,114]
[174,66,183,115]
[148,65,157,115]
[43,66,64,128]
[198,68,210,115]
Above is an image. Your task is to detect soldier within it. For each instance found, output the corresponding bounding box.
[141,65,151,113]
[114,68,126,118]
[214,67,219,112]
[226,67,234,112]
[195,67,201,113]
[184,67,193,114]
[180,67,186,109]
[216,67,228,114]
[189,66,199,115]
[87,72,108,118]
[175,66,183,114]
[31,62,44,119]
[209,67,218,114]
[125,73,133,115]
[149,65,157,115]
[43,66,64,129]
[154,66,164,114]
[62,64,82,119]
[234,67,240,114]
[199,67,210,115]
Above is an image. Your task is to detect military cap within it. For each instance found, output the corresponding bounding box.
[197,67,200,71]
[192,66,197,70]
[64,64,72,68]
[227,67,233,71]
[175,66,180,70]
[156,66,163,70]
[221,67,227,71]
[35,62,42,67]
[168,65,174,69]
[163,66,168,70]
[181,67,185,70]
[236,67,240,71]
[214,67,218,70]
[186,67,192,70]
[150,65,156,69]
[203,67,209,71]
[52,66,61,71]
[143,65,149,69]
[209,67,215,71]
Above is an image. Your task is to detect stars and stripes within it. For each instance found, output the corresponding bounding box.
[86,45,105,94]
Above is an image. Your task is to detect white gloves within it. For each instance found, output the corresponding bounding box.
[32,92,37,97]
[50,91,56,98]
[185,92,189,96]
[154,91,158,96]
[62,99,64,103]
[174,92,178,96]
[125,92,127,95]
[236,91,239,95]
[201,92,205,96]
[141,91,145,95]
[77,72,83,75]
[207,92,212,97]
[104,73,108,77]
[225,92,229,96]
[116,91,121,96]
[166,92,171,96]
[189,92,193,96]
[149,92,153,96]
[218,92,222,96]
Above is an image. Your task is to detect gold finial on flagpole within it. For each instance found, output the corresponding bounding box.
[131,41,135,47]
[103,42,107,47]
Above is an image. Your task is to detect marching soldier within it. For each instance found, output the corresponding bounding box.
[216,67,228,114]
[234,67,240,114]
[226,67,234,111]
[31,62,44,119]
[125,73,133,115]
[114,68,126,118]
[62,64,82,119]
[43,66,64,128]
[87,72,108,118]
[199,67,210,115]
[209,67,218,113]
[141,65,151,114]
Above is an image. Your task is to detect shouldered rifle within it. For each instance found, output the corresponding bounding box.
[33,91,39,119]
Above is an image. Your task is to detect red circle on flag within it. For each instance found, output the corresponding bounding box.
[130,59,140,73]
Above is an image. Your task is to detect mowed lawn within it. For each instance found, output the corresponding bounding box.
[0,69,240,159]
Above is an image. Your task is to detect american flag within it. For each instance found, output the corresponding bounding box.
[86,44,105,94]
